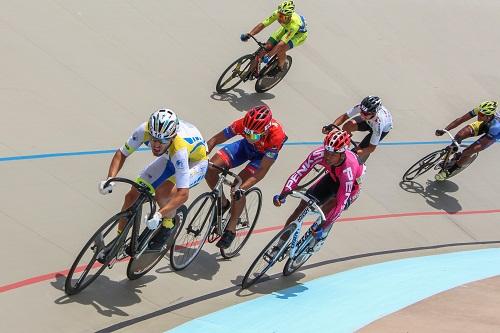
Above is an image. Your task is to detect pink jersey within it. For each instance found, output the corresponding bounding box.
[280,147,365,227]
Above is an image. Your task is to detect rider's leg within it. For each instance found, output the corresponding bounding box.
[435,124,476,179]
[117,187,140,233]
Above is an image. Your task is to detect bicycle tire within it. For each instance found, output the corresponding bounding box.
[255,55,292,93]
[216,54,253,93]
[169,193,216,270]
[296,165,326,190]
[220,187,263,259]
[241,223,297,289]
[282,234,316,276]
[126,206,187,280]
[448,152,478,178]
[64,211,130,295]
[402,149,446,181]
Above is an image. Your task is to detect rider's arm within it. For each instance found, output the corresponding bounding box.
[248,23,265,37]
[333,113,349,127]
[443,112,474,131]
[207,130,229,154]
[280,147,324,195]
[240,155,276,190]
[109,123,147,177]
[106,150,127,178]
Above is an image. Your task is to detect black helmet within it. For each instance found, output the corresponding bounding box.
[360,96,381,113]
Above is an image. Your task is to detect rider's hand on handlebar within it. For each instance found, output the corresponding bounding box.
[146,212,162,230]
[98,178,115,195]
[322,124,334,134]
[232,188,245,201]
[240,33,250,42]
[435,129,445,136]
[273,194,287,207]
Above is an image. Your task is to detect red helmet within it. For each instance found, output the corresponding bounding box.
[243,105,273,133]
[324,130,351,153]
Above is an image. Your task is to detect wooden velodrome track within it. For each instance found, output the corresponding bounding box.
[1,1,499,332]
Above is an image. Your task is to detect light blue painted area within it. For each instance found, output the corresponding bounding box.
[0,140,479,162]
[166,248,500,333]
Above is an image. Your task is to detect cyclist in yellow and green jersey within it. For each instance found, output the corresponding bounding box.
[240,1,308,76]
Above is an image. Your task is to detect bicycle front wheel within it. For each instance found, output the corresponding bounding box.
[170,193,215,270]
[402,149,446,181]
[283,234,316,276]
[64,211,129,295]
[241,223,297,289]
[215,54,253,93]
[220,187,262,259]
[127,206,187,280]
[255,55,292,93]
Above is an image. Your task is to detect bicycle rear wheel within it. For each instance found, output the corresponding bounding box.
[64,211,130,295]
[296,165,326,190]
[255,55,292,93]
[449,152,478,178]
[127,206,187,280]
[220,187,262,259]
[283,234,316,276]
[216,54,253,93]
[241,223,297,289]
[402,149,446,181]
[170,193,215,270]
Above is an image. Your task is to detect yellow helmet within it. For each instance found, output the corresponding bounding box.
[475,101,497,116]
[278,1,295,16]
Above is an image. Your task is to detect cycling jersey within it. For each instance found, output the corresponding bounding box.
[120,120,207,189]
[280,148,365,228]
[223,118,287,159]
[262,11,308,45]
[467,110,500,140]
[346,105,393,145]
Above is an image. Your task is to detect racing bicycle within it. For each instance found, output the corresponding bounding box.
[402,130,478,182]
[241,190,326,289]
[170,162,262,270]
[64,178,185,295]
[215,35,292,94]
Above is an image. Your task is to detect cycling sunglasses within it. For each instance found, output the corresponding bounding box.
[243,128,265,141]
[148,133,172,144]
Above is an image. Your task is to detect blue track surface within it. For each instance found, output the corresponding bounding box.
[167,248,500,333]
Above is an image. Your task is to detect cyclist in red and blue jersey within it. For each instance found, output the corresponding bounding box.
[205,105,288,249]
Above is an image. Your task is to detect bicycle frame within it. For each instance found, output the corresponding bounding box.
[282,191,326,259]
[207,162,242,235]
[103,177,156,262]
[438,129,461,170]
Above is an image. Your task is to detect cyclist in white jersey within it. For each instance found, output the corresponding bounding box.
[98,109,208,250]
[323,96,393,162]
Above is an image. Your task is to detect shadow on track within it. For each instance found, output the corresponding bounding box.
[210,88,275,112]
[96,240,500,332]
[52,273,157,317]
[399,180,462,213]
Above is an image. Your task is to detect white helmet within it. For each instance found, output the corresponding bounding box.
[148,109,179,142]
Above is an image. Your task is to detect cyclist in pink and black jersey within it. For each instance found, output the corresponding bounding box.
[273,130,365,245]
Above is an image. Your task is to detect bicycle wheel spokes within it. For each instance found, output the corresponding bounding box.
[241,224,296,289]
[255,55,292,93]
[170,193,215,270]
[215,54,253,93]
[220,188,262,259]
[64,211,128,295]
[283,235,315,276]
[402,149,446,181]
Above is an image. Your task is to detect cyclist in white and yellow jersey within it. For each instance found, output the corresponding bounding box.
[241,0,308,76]
[99,109,208,250]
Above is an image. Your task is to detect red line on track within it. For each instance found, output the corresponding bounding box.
[1,208,499,294]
